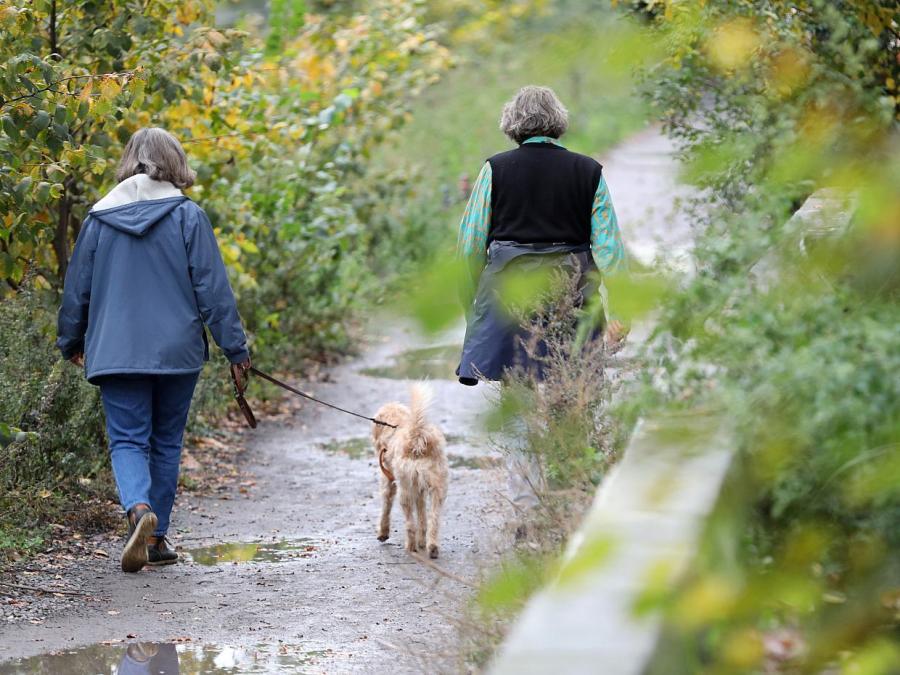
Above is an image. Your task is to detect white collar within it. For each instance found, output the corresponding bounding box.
[92,174,183,211]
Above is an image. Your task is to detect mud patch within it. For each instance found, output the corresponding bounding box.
[359,344,462,380]
[318,437,370,460]
[185,540,317,566]
[0,641,330,674]
[448,454,503,470]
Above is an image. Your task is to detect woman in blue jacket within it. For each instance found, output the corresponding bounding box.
[57,128,250,573]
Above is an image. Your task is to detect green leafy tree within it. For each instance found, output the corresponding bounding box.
[0,0,246,287]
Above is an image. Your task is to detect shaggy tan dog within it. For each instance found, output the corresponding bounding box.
[371,385,448,559]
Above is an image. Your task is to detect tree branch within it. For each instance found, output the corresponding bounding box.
[0,71,134,111]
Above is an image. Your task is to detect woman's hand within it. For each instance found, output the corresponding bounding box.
[69,353,85,367]
[231,358,251,393]
[604,320,629,347]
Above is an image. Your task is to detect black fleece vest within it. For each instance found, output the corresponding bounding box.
[487,142,602,245]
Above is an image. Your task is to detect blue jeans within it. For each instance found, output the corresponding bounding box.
[99,373,199,536]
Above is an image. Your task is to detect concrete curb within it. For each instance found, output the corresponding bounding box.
[490,412,734,675]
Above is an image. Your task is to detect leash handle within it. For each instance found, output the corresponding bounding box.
[248,367,398,429]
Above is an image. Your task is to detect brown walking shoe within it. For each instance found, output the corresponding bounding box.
[122,504,157,573]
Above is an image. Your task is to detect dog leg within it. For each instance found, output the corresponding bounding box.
[399,488,417,553]
[426,483,447,559]
[377,477,396,542]
[415,489,427,551]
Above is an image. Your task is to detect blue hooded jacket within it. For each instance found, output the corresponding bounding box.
[57,178,249,383]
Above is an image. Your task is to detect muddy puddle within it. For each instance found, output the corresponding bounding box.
[448,454,502,470]
[0,641,330,674]
[359,344,462,380]
[185,540,317,566]
[318,437,370,459]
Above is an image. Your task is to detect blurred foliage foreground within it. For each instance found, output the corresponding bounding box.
[0,0,451,558]
[464,1,900,673]
[627,1,899,672]
[632,1,897,672]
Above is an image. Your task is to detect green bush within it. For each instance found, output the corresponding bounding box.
[611,0,900,669]
[0,286,105,485]
[0,285,109,559]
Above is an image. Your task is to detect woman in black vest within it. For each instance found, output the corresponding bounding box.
[456,85,625,386]
[455,86,626,513]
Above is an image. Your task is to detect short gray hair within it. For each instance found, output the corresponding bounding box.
[499,86,569,145]
[116,127,196,189]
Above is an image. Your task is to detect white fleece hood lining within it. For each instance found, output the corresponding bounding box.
[92,174,183,212]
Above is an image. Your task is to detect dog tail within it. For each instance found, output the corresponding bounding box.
[407,383,433,449]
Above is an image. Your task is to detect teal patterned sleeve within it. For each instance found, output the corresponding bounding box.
[591,176,625,274]
[456,162,492,261]
[456,162,492,309]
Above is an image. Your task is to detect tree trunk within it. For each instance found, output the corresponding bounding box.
[49,0,61,59]
[53,186,70,285]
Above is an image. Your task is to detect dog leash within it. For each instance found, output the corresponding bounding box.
[247,367,398,429]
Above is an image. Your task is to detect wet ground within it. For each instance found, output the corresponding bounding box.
[0,128,691,673]
[0,641,331,674]
[0,322,511,674]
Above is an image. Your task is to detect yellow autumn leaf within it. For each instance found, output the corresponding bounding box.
[99,76,122,100]
[238,239,259,254]
[79,80,94,102]
[673,575,739,629]
[176,2,200,24]
[707,19,759,72]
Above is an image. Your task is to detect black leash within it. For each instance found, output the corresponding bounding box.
[248,367,398,429]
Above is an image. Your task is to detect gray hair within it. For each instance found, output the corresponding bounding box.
[116,127,196,189]
[499,86,569,145]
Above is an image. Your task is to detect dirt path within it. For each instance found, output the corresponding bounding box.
[0,129,689,674]
[1,320,511,673]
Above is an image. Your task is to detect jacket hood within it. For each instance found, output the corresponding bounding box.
[90,174,187,236]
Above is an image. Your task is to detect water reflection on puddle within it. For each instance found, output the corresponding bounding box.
[360,344,462,380]
[448,454,502,470]
[318,436,370,460]
[0,642,330,674]
[185,540,317,566]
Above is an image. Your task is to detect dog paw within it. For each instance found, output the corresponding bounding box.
[377,533,389,542]
[405,541,417,553]
[428,544,439,559]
